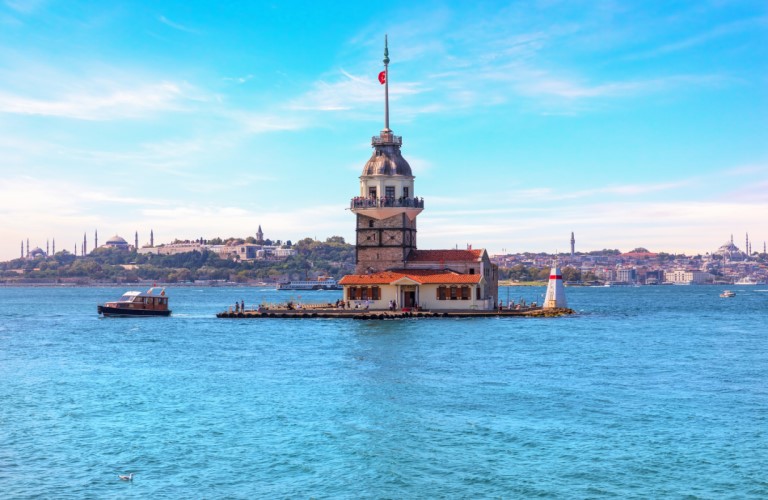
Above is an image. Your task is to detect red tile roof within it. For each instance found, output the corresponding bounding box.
[407,249,484,262]
[339,269,482,286]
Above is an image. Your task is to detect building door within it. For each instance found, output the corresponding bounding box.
[404,291,416,308]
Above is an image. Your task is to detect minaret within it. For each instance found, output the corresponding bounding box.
[746,233,749,257]
[95,230,98,250]
[350,35,423,273]
[46,240,49,256]
[135,231,139,250]
[52,238,55,256]
[26,238,29,258]
[150,229,154,247]
[570,232,575,257]
[20,241,23,259]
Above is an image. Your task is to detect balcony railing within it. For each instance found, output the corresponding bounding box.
[371,135,402,146]
[351,197,424,209]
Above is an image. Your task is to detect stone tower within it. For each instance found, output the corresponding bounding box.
[350,36,424,274]
[256,225,264,244]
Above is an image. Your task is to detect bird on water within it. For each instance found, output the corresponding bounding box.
[118,473,134,481]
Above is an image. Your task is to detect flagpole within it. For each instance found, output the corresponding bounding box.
[383,34,390,132]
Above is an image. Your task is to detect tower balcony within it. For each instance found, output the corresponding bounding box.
[372,135,402,146]
[350,196,424,221]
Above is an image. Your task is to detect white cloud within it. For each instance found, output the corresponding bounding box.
[288,69,423,112]
[0,81,193,120]
[158,15,200,34]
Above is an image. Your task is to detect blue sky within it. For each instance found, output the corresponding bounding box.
[1,0,766,261]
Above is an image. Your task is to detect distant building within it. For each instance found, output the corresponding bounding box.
[715,235,746,261]
[664,269,712,284]
[615,268,637,283]
[102,235,131,250]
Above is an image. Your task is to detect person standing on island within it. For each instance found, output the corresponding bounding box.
[241,299,245,312]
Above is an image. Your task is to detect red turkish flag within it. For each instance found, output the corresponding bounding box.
[378,71,386,84]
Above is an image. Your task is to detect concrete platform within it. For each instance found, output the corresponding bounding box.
[215,307,574,319]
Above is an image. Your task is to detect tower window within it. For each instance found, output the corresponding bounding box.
[403,187,409,198]
[369,220,374,228]
[385,186,395,199]
[369,187,377,198]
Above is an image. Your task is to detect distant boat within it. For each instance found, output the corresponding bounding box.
[277,277,341,291]
[98,287,172,317]
[720,290,736,298]
[735,277,757,285]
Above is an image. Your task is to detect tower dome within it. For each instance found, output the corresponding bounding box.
[362,139,413,176]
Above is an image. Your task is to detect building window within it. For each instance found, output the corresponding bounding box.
[450,286,458,300]
[461,286,470,300]
[348,287,357,300]
[361,288,368,300]
[469,268,475,274]
[385,186,395,199]
[476,287,482,300]
[369,187,377,198]
[372,286,380,300]
[437,286,446,300]
[369,220,374,228]
[403,187,409,198]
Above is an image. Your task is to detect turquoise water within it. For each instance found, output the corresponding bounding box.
[1,285,766,498]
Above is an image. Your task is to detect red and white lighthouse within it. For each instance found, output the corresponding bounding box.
[543,260,567,309]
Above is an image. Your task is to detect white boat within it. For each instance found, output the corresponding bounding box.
[735,277,757,285]
[720,290,736,298]
[277,277,341,290]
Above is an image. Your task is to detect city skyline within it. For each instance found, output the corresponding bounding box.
[1,1,766,262]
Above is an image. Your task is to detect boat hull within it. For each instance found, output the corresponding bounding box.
[98,305,172,317]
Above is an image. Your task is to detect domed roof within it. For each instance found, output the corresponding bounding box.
[106,235,128,244]
[362,149,413,177]
[30,246,45,256]
[715,238,745,259]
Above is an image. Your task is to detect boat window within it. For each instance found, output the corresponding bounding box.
[120,294,133,301]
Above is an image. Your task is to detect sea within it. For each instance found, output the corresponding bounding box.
[0,285,766,499]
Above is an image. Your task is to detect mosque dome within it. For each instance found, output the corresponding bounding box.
[107,235,127,244]
[104,235,130,249]
[29,247,46,258]
[715,238,745,259]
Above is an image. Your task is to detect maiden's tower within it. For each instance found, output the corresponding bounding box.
[339,38,499,311]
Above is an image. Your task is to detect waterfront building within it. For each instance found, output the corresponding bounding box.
[664,269,713,284]
[615,267,637,284]
[339,38,499,310]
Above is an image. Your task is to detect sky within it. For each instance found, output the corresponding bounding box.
[1,0,767,261]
